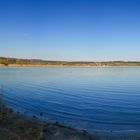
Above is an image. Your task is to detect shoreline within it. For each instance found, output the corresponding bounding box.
[1,98,140,140]
[1,64,140,67]
[0,96,94,140]
[1,96,140,139]
[1,57,140,67]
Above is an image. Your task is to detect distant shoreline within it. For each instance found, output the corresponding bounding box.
[1,57,140,67]
[1,64,140,67]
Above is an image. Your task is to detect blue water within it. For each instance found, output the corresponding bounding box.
[0,66,140,132]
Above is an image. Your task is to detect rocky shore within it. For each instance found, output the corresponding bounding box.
[1,94,140,140]
[0,98,95,140]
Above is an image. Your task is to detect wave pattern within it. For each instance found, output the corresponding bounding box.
[0,66,140,132]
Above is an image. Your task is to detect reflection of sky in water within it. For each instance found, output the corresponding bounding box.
[0,66,140,132]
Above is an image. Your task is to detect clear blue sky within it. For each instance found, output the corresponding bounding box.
[0,0,140,61]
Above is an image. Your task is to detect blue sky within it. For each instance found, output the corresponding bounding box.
[0,0,140,61]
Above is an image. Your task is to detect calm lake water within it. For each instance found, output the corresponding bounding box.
[0,66,140,132]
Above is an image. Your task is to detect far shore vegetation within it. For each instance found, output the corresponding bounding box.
[0,57,140,66]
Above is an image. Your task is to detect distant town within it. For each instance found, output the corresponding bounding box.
[0,57,140,66]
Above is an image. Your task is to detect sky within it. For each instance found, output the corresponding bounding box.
[0,0,140,61]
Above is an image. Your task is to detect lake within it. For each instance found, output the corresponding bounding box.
[0,66,140,133]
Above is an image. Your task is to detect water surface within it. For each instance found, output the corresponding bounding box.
[0,66,140,132]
